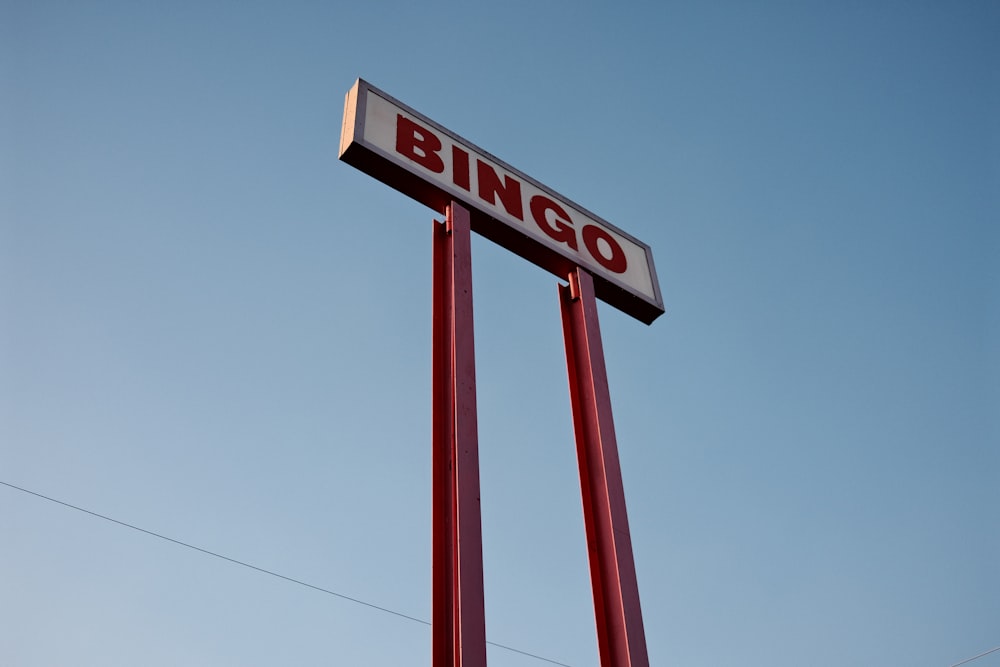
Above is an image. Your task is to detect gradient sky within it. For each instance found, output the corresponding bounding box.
[2,2,997,666]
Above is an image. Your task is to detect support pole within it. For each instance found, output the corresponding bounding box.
[432,201,487,667]
[559,268,649,667]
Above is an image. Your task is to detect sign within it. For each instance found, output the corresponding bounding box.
[339,79,664,324]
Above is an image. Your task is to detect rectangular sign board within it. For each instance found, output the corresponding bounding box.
[339,79,664,324]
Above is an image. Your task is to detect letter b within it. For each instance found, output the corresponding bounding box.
[395,115,444,173]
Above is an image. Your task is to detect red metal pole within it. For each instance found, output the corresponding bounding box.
[559,268,649,667]
[432,201,487,667]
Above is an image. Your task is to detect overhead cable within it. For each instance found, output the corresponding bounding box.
[0,479,573,667]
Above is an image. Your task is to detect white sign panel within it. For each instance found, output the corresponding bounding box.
[340,79,664,323]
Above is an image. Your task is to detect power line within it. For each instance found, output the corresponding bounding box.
[0,479,574,667]
[949,646,1000,667]
[6,478,995,667]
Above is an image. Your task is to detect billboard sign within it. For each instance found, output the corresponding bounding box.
[339,79,664,324]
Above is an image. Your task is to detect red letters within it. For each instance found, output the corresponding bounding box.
[582,225,628,273]
[530,195,578,250]
[477,160,523,221]
[396,115,444,173]
[393,114,627,277]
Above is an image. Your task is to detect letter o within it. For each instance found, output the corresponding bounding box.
[582,225,628,274]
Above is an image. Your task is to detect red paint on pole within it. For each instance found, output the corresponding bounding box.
[432,211,454,666]
[560,268,649,667]
[432,202,488,667]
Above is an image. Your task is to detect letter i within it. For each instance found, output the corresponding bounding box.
[452,146,470,191]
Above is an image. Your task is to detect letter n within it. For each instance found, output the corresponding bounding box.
[477,160,523,220]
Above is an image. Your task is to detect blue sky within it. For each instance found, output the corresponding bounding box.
[2,1,997,666]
